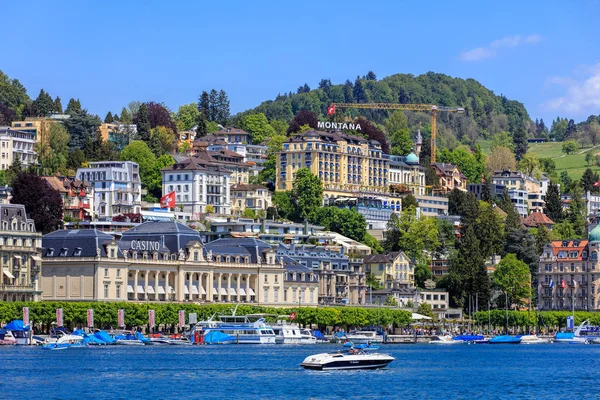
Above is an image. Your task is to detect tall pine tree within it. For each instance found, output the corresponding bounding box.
[544,182,563,222]
[198,91,210,119]
[136,103,151,141]
[53,96,63,113]
[104,111,114,123]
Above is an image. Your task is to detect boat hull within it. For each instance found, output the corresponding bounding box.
[301,360,393,371]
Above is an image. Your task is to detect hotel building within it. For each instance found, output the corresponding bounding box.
[0,127,37,170]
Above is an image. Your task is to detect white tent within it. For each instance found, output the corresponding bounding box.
[411,312,432,320]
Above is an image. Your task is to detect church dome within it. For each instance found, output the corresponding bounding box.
[589,224,600,243]
[405,152,419,165]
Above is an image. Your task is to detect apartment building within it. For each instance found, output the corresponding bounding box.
[230,184,272,213]
[430,162,467,193]
[42,176,95,221]
[0,127,37,170]
[363,251,414,288]
[387,153,426,196]
[76,161,142,220]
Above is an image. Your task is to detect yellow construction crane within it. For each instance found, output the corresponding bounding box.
[327,103,464,163]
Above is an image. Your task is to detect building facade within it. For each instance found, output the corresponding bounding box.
[430,162,467,193]
[492,170,543,213]
[0,204,42,301]
[467,183,505,201]
[231,184,272,214]
[99,123,136,151]
[387,153,426,196]
[537,229,600,311]
[77,161,142,220]
[276,130,390,199]
[415,194,449,217]
[0,127,37,170]
[40,222,315,305]
[42,176,95,221]
[363,251,414,288]
[162,155,231,216]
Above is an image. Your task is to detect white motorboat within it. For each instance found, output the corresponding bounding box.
[301,350,394,370]
[344,330,383,344]
[42,332,85,350]
[429,334,463,345]
[519,334,552,344]
[271,316,317,344]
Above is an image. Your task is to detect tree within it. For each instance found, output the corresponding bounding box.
[287,110,318,134]
[104,111,114,123]
[568,187,586,237]
[581,168,599,193]
[241,208,256,218]
[291,168,323,221]
[554,221,578,239]
[448,225,489,310]
[205,205,214,214]
[396,206,439,264]
[517,154,541,179]
[65,98,82,115]
[120,141,156,195]
[63,110,102,150]
[120,107,132,124]
[10,173,62,234]
[53,97,63,113]
[6,156,22,185]
[383,213,402,252]
[272,191,294,220]
[208,89,219,121]
[257,134,287,184]
[438,146,486,183]
[343,80,354,103]
[67,148,86,171]
[38,122,70,175]
[544,182,563,222]
[33,89,54,117]
[384,296,398,307]
[448,188,467,216]
[215,90,230,125]
[366,273,383,290]
[149,126,176,157]
[402,194,419,210]
[493,254,531,309]
[416,302,434,318]
[195,112,208,137]
[243,113,276,144]
[175,103,200,131]
[135,103,151,141]
[512,123,528,161]
[353,76,367,103]
[490,131,514,151]
[562,139,579,155]
[144,102,177,133]
[476,201,505,258]
[354,117,389,153]
[310,207,367,242]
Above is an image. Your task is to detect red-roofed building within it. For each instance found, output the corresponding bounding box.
[523,211,555,230]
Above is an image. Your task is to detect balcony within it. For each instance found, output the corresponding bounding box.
[0,284,38,292]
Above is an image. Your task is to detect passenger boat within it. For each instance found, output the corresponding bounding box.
[3,320,32,345]
[344,330,383,344]
[301,350,394,371]
[518,334,552,344]
[429,334,463,345]
[489,335,521,344]
[0,329,17,345]
[42,330,85,350]
[189,307,276,344]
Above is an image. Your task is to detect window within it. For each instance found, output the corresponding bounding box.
[194,252,199,261]
[104,284,109,298]
[116,269,121,277]
[116,285,121,298]
[274,275,278,284]
[59,248,68,257]
[274,288,279,303]
[264,275,268,283]
[310,289,314,303]
[440,295,446,301]
[110,249,116,258]
[104,268,109,277]
[263,288,269,301]
[292,289,297,302]
[426,294,432,300]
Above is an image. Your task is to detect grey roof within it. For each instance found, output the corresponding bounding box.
[120,221,202,253]
[43,229,116,257]
[364,252,403,264]
[204,238,273,263]
[0,204,36,232]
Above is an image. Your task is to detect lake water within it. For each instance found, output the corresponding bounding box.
[1,343,597,399]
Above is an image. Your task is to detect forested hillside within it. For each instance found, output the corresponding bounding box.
[233,71,533,154]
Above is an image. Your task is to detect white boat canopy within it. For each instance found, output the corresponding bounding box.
[412,312,432,320]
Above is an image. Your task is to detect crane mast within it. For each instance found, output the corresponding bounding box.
[328,103,464,163]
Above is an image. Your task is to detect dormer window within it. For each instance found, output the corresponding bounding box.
[194,252,199,261]
[164,253,169,260]
[74,247,82,257]
[59,248,68,257]
[47,248,55,257]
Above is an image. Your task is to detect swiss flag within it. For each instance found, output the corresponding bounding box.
[327,104,336,115]
[160,191,176,209]
[594,181,600,187]
[561,279,566,289]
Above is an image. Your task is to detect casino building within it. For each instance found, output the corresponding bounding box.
[40,221,319,306]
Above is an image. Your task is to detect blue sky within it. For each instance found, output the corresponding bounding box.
[3,0,599,123]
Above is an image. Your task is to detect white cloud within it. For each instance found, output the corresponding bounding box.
[459,34,544,62]
[543,62,600,115]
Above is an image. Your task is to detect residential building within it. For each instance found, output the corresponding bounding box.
[0,204,42,301]
[430,162,467,193]
[387,153,426,196]
[418,289,449,311]
[415,194,449,217]
[274,243,365,305]
[194,148,251,184]
[195,134,268,175]
[327,196,399,231]
[363,252,414,289]
[214,128,252,144]
[0,127,37,170]
[523,211,555,230]
[177,130,196,149]
[11,115,70,142]
[76,161,142,220]
[205,218,330,244]
[230,184,272,214]
[42,176,95,221]
[585,191,600,216]
[508,188,529,217]
[41,222,298,305]
[280,255,320,306]
[431,253,450,277]
[276,130,390,199]
[537,235,598,311]
[467,183,505,201]
[492,170,543,212]
[98,123,136,151]
[0,185,11,204]
[161,155,231,216]
[370,287,418,306]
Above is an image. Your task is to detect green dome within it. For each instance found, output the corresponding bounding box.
[405,152,419,165]
[589,224,600,242]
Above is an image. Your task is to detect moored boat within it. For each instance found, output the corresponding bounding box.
[518,334,552,344]
[344,330,383,344]
[429,334,463,345]
[489,335,521,344]
[42,332,85,350]
[0,329,17,345]
[300,350,394,371]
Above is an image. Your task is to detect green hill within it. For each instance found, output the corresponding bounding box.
[526,142,600,180]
